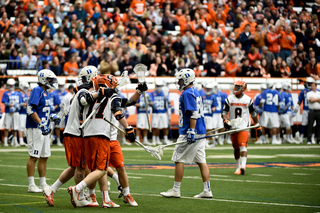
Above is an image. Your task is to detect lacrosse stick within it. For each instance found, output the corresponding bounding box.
[49,103,68,138]
[133,64,151,132]
[103,117,162,160]
[80,71,130,129]
[153,124,261,157]
[207,117,243,134]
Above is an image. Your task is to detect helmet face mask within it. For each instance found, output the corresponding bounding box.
[155,85,163,93]
[175,68,195,92]
[7,78,15,91]
[78,66,98,85]
[38,69,58,90]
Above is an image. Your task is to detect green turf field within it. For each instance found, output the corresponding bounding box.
[0,143,320,213]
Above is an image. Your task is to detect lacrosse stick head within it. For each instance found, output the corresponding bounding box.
[58,103,68,118]
[230,117,243,129]
[117,70,130,89]
[144,146,162,160]
[133,63,148,83]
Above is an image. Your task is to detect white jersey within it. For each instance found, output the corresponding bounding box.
[62,92,74,112]
[63,89,85,136]
[83,94,120,139]
[223,94,255,129]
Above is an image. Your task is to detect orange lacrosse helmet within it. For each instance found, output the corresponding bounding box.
[97,74,118,89]
[91,75,100,91]
[233,80,247,95]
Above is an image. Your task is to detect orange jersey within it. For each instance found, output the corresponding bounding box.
[279,31,296,50]
[267,32,280,53]
[43,0,59,6]
[225,62,239,77]
[13,23,24,33]
[205,35,221,54]
[130,0,146,15]
[239,20,257,34]
[71,38,86,50]
[0,19,11,33]
[63,61,79,76]
[84,1,101,17]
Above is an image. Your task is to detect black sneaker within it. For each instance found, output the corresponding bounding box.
[118,185,123,198]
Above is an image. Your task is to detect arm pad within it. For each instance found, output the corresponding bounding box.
[27,105,36,115]
[114,110,125,120]
[78,91,94,106]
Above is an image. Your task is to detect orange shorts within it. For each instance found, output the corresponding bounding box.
[231,131,249,149]
[64,136,86,168]
[84,136,110,171]
[109,140,124,168]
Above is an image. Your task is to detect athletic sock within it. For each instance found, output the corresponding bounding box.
[203,181,211,192]
[276,134,280,140]
[57,138,61,144]
[122,137,126,144]
[123,187,130,196]
[28,176,35,186]
[143,136,148,143]
[241,157,247,168]
[76,181,87,192]
[173,181,181,192]
[4,137,8,146]
[39,177,46,186]
[156,136,160,144]
[164,135,168,143]
[312,134,315,140]
[52,179,63,191]
[272,135,276,142]
[152,136,156,144]
[19,138,24,144]
[101,191,110,203]
[301,126,306,134]
[89,188,95,195]
[112,173,120,186]
[236,159,241,170]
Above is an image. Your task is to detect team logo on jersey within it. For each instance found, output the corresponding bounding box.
[43,93,47,97]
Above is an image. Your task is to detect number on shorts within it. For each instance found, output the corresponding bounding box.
[235,107,242,118]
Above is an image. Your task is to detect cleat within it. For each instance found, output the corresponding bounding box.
[226,139,232,145]
[57,142,63,147]
[311,138,316,144]
[88,194,99,207]
[208,142,216,147]
[122,141,132,146]
[234,169,241,175]
[143,140,153,145]
[4,143,8,147]
[43,186,56,207]
[40,184,50,190]
[240,167,246,175]
[77,198,93,207]
[28,185,42,193]
[68,186,80,208]
[160,189,180,198]
[123,194,138,206]
[254,139,263,144]
[156,140,163,145]
[307,142,312,145]
[163,140,173,145]
[20,141,28,146]
[102,200,120,208]
[194,191,213,198]
[118,185,123,198]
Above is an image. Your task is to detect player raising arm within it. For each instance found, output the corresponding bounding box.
[222,80,262,175]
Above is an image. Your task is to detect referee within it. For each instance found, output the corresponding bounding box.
[306,79,320,145]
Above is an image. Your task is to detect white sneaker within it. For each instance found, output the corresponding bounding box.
[226,139,232,145]
[163,140,172,145]
[88,194,99,207]
[218,140,224,145]
[160,189,180,198]
[102,200,120,208]
[4,142,8,147]
[307,142,312,145]
[254,139,263,144]
[286,138,295,144]
[28,185,42,193]
[194,190,213,198]
[13,140,20,147]
[20,141,28,146]
[208,142,216,147]
[143,140,153,145]
[43,185,56,206]
[272,140,281,145]
[68,186,80,208]
[40,184,50,190]
[156,140,163,145]
[57,141,63,147]
[122,140,132,146]
[123,194,138,206]
[77,198,93,207]
[311,137,316,144]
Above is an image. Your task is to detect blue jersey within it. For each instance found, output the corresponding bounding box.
[151,90,168,114]
[51,90,66,112]
[298,88,310,111]
[281,91,291,114]
[19,92,29,114]
[202,94,217,116]
[253,93,262,107]
[261,89,281,113]
[26,86,52,128]
[287,92,294,112]
[179,87,206,135]
[136,92,151,114]
[199,89,206,97]
[213,91,226,114]
[1,91,22,113]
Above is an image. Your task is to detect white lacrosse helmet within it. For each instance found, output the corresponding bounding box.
[282,82,290,91]
[175,68,195,91]
[37,69,58,90]
[7,78,15,91]
[266,82,274,89]
[275,82,282,91]
[212,81,219,94]
[155,79,164,92]
[205,83,214,96]
[260,83,267,91]
[19,81,29,92]
[306,77,315,89]
[58,79,65,92]
[78,66,98,85]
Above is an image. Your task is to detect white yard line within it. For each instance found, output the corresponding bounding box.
[251,174,272,177]
[292,173,312,176]
[0,183,319,209]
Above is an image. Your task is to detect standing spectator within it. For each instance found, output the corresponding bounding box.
[63,54,78,76]
[8,49,21,69]
[227,41,244,64]
[52,28,66,46]
[305,57,319,79]
[130,0,146,19]
[161,10,178,31]
[225,55,240,77]
[253,25,266,52]
[22,47,38,69]
[81,46,99,67]
[248,47,261,65]
[37,16,56,37]
[149,56,168,76]
[50,56,62,76]
[205,29,222,60]
[286,49,297,68]
[171,34,183,56]
[253,4,265,25]
[267,25,280,58]
[261,46,275,67]
[204,53,222,77]
[74,0,87,22]
[84,0,101,18]
[306,80,320,145]
[279,26,296,60]
[239,24,255,54]
[28,28,42,47]
[182,29,197,55]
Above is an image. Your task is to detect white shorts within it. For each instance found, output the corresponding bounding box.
[261,112,279,129]
[152,113,168,129]
[280,114,290,129]
[19,114,27,131]
[212,113,223,129]
[302,110,309,126]
[136,113,150,129]
[26,128,51,158]
[204,116,214,130]
[172,134,206,164]
[56,117,65,128]
[289,115,294,126]
[3,112,19,130]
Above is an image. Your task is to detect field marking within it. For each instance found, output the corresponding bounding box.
[0,201,45,206]
[251,174,272,177]
[210,174,230,177]
[127,176,142,179]
[208,154,320,159]
[293,173,312,176]
[0,193,44,199]
[126,172,320,186]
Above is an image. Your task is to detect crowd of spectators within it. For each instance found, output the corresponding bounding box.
[0,0,319,78]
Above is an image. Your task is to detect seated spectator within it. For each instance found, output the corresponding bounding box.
[141,48,156,69]
[53,28,67,46]
[99,52,119,75]
[37,16,56,37]
[237,58,251,77]
[63,54,78,76]
[269,59,281,77]
[39,47,52,65]
[204,53,221,77]
[7,49,21,69]
[149,56,168,76]
[0,12,11,34]
[227,41,244,64]
[216,52,228,70]
[305,57,319,78]
[261,46,275,67]
[38,35,55,53]
[22,47,38,69]
[118,51,136,75]
[71,31,86,51]
[38,60,50,71]
[74,0,87,22]
[279,60,290,78]
[225,55,240,77]
[260,59,271,78]
[291,56,307,77]
[81,46,99,67]
[50,56,62,76]
[248,47,261,65]
[165,49,176,75]
[250,60,263,77]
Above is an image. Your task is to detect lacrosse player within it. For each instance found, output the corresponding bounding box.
[26,70,59,193]
[151,80,171,145]
[2,78,21,147]
[253,84,267,144]
[222,80,262,175]
[135,92,153,144]
[68,74,138,208]
[202,83,217,147]
[160,69,212,199]
[17,81,29,146]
